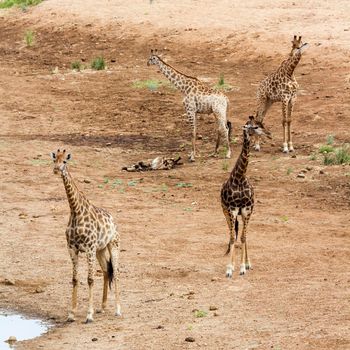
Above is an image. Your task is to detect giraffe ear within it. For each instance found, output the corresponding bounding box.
[66,153,72,161]
[298,36,302,41]
[50,152,56,160]
[249,115,254,121]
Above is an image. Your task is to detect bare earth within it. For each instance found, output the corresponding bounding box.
[0,1,349,349]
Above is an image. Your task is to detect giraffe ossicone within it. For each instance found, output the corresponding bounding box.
[147,50,232,162]
[50,149,121,323]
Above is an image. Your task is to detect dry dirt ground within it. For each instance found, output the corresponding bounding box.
[0,1,350,349]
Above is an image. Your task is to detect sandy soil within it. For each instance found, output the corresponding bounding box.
[0,1,349,349]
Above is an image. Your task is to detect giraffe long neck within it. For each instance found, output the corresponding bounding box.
[229,130,250,183]
[155,58,195,94]
[61,169,89,213]
[278,51,302,78]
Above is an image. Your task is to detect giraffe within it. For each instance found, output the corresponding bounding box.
[221,116,270,278]
[50,149,121,323]
[147,49,232,162]
[254,35,309,153]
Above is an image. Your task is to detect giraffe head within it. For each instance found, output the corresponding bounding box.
[50,149,72,175]
[290,35,309,55]
[147,49,161,66]
[244,116,271,138]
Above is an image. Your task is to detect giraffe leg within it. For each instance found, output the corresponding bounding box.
[213,108,231,159]
[245,240,252,270]
[287,96,296,152]
[184,99,197,162]
[85,250,96,323]
[240,207,252,275]
[223,207,239,278]
[96,248,109,313]
[108,236,121,317]
[67,249,78,322]
[254,98,272,151]
[281,99,289,153]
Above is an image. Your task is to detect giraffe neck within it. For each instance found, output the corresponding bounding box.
[61,168,89,213]
[155,58,196,94]
[229,130,250,182]
[278,51,302,78]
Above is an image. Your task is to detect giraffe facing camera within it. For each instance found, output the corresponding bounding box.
[50,149,121,323]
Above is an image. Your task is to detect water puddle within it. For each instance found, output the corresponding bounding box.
[0,311,50,349]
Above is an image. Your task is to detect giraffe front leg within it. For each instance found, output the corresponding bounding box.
[184,102,197,162]
[287,96,296,152]
[223,207,238,278]
[85,251,96,323]
[240,208,252,275]
[67,249,78,322]
[281,100,289,153]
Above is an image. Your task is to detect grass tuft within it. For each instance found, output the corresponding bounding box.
[323,144,350,165]
[91,57,105,70]
[214,74,232,91]
[71,61,82,71]
[0,0,42,9]
[319,145,334,154]
[193,310,207,318]
[24,30,34,47]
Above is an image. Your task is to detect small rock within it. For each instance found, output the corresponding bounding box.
[156,325,164,329]
[209,305,218,311]
[291,154,297,158]
[185,337,195,342]
[297,173,305,178]
[106,143,112,147]
[4,278,15,286]
[187,295,195,300]
[111,59,116,63]
[319,170,325,174]
[300,169,307,173]
[84,179,91,184]
[306,166,313,171]
[35,287,44,293]
[188,291,195,295]
[211,277,218,282]
[92,338,98,342]
[94,148,102,152]
[197,134,203,140]
[19,213,28,219]
[32,215,40,218]
[270,143,275,147]
[214,312,219,316]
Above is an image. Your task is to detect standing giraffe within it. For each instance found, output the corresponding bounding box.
[254,35,309,153]
[221,116,270,278]
[147,49,232,162]
[50,149,121,323]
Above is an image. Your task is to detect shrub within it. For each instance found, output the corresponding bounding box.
[91,57,105,70]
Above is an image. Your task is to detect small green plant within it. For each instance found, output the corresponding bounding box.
[319,145,334,154]
[230,136,238,145]
[24,30,34,47]
[127,180,139,187]
[103,177,110,184]
[286,167,293,175]
[280,215,289,222]
[0,0,42,9]
[132,79,175,91]
[193,310,207,318]
[71,61,82,71]
[326,134,334,145]
[219,146,228,158]
[323,144,350,165]
[160,183,168,192]
[214,74,232,91]
[222,161,229,171]
[91,57,105,70]
[176,182,193,188]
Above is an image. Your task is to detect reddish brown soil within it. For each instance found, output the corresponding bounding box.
[0,1,349,349]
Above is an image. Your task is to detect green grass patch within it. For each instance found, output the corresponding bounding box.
[71,61,82,71]
[214,74,232,92]
[91,57,105,70]
[323,144,350,165]
[326,134,334,145]
[24,30,34,47]
[286,167,293,175]
[193,310,207,318]
[319,145,334,154]
[131,79,175,91]
[280,215,289,222]
[222,161,229,171]
[176,182,193,188]
[0,0,42,9]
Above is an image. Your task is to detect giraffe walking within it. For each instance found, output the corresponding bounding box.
[147,49,232,162]
[255,35,309,153]
[221,116,270,278]
[50,149,121,323]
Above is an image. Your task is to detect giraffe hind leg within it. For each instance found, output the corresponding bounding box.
[96,248,110,313]
[108,236,121,317]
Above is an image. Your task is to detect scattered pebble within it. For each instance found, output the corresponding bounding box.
[185,337,195,342]
[187,295,195,300]
[319,170,325,174]
[306,166,313,171]
[106,143,112,147]
[84,179,91,184]
[92,338,98,342]
[297,173,305,178]
[214,312,220,317]
[35,287,44,293]
[211,277,218,282]
[209,305,218,311]
[155,325,164,329]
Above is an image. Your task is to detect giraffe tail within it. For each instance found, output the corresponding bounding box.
[227,120,232,141]
[107,258,114,289]
[225,217,239,255]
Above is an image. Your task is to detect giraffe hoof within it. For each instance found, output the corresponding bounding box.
[226,271,233,278]
[225,265,233,278]
[245,263,252,270]
[239,264,246,275]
